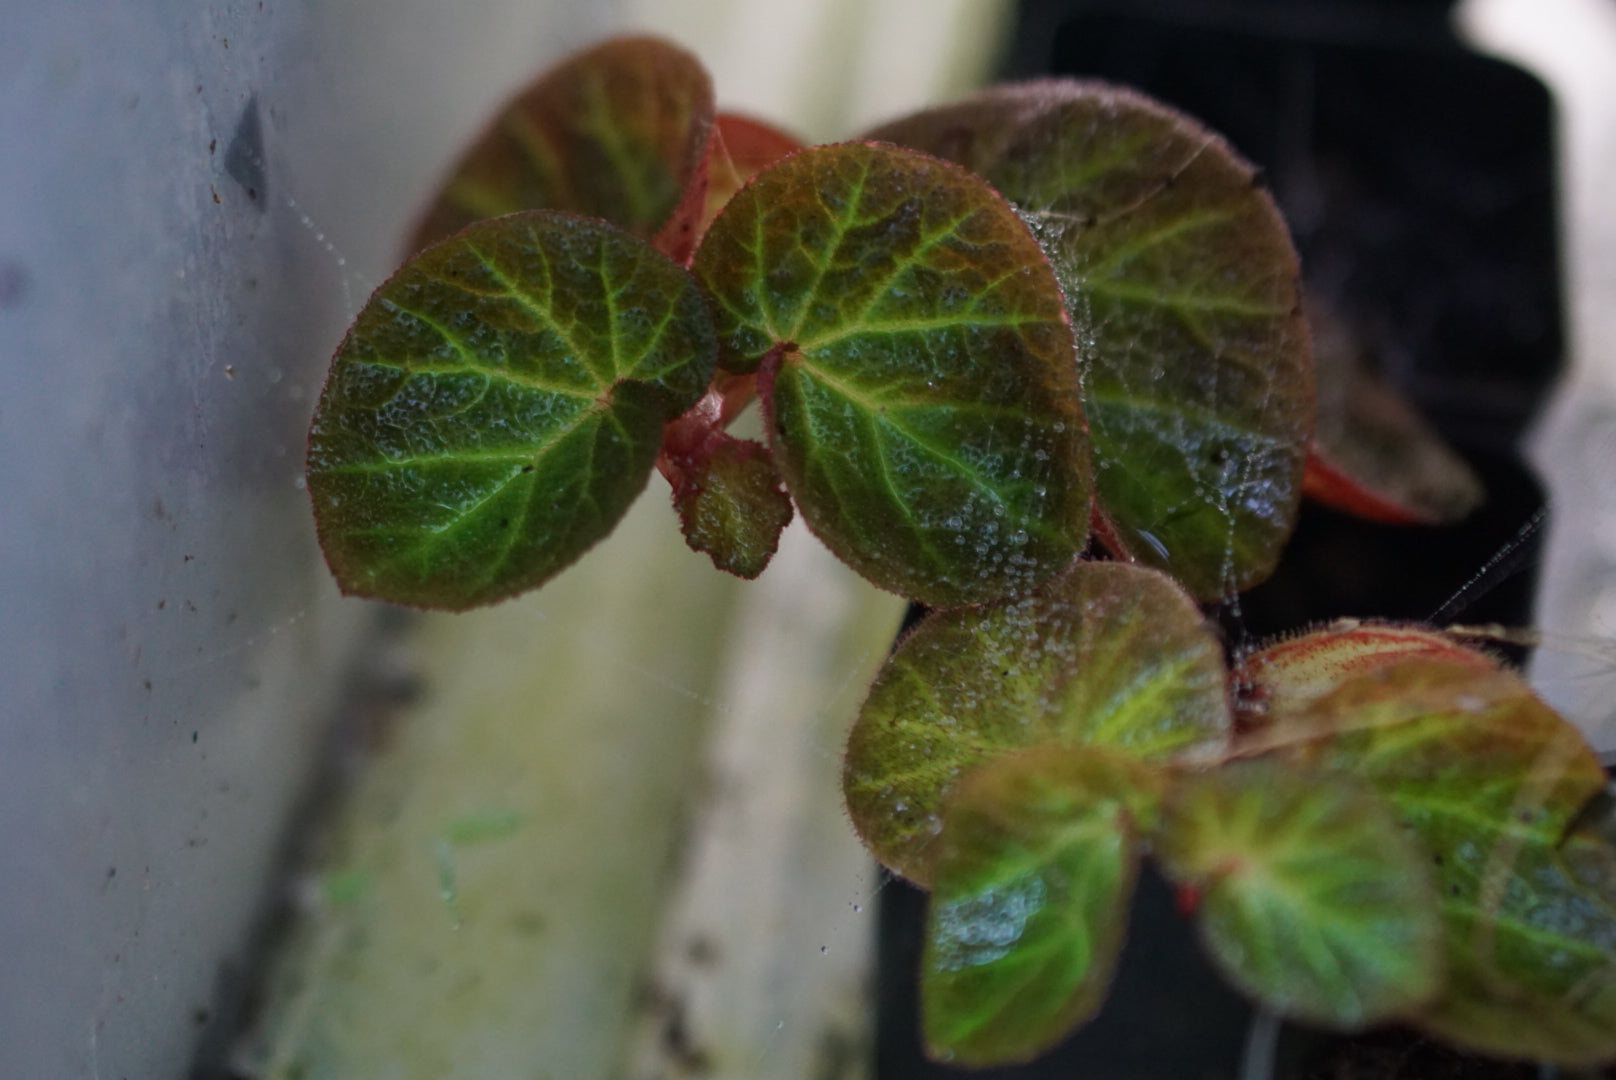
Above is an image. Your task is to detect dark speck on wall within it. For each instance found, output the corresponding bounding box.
[0,261,32,308]
[225,95,267,209]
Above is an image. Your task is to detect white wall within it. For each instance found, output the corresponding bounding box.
[0,2,621,1076]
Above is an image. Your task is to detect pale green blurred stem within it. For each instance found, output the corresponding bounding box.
[239,495,754,1080]
[622,526,904,1077]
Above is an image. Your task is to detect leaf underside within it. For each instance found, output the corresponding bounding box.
[693,141,1092,608]
[408,36,715,257]
[1156,757,1443,1028]
[307,210,716,610]
[923,748,1144,1066]
[1266,660,1616,1065]
[1304,301,1483,525]
[869,80,1312,599]
[844,559,1227,885]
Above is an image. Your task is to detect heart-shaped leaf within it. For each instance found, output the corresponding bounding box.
[1268,660,1616,1065]
[1155,757,1443,1027]
[922,748,1149,1066]
[307,210,717,609]
[408,36,715,261]
[843,560,1227,885]
[868,81,1312,599]
[692,142,1092,608]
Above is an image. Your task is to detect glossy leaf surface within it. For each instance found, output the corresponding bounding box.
[1156,758,1442,1027]
[923,748,1145,1066]
[693,142,1091,608]
[844,560,1226,884]
[409,36,714,258]
[1270,661,1616,1064]
[308,211,716,609]
[869,81,1311,599]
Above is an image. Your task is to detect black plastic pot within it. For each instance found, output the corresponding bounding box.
[876,2,1575,1076]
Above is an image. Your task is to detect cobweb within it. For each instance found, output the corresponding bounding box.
[204,10,1616,1071]
[209,161,1616,1080]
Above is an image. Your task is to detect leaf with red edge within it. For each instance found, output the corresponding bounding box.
[922,748,1150,1066]
[1234,620,1501,729]
[844,560,1227,885]
[1304,302,1483,525]
[1262,660,1616,1066]
[868,81,1312,600]
[307,211,716,610]
[692,141,1092,608]
[408,36,715,262]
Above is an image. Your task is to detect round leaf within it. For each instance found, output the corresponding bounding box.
[408,36,715,258]
[869,81,1312,599]
[307,210,717,609]
[843,560,1228,885]
[692,142,1091,608]
[1272,660,1616,1065]
[923,748,1147,1066]
[1155,758,1443,1028]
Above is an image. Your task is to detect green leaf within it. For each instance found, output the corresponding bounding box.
[409,36,715,259]
[869,81,1311,599]
[922,748,1146,1066]
[692,141,1091,608]
[1270,660,1616,1065]
[307,210,716,610]
[1155,758,1443,1027]
[843,560,1227,885]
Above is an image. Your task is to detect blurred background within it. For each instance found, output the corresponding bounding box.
[0,1,1612,1077]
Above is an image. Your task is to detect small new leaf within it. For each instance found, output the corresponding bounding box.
[307,211,717,610]
[844,560,1226,885]
[693,142,1091,608]
[1155,758,1443,1027]
[870,81,1311,599]
[670,434,793,579]
[923,748,1146,1066]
